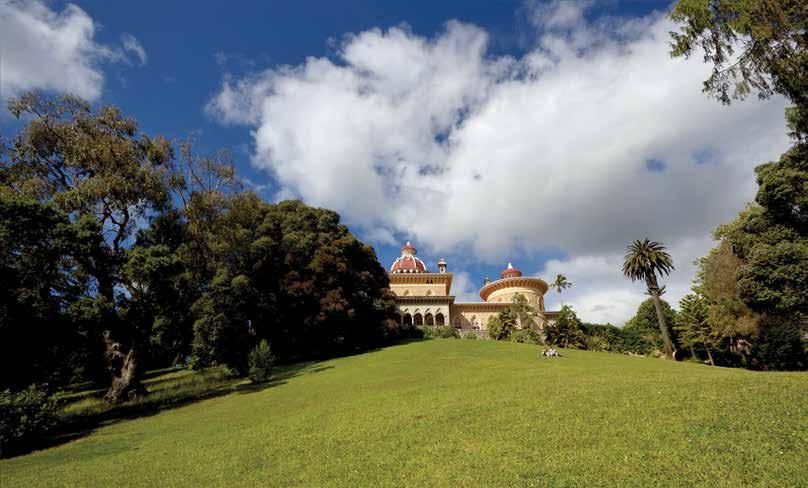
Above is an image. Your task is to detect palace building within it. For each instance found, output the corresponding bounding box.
[389,242,557,336]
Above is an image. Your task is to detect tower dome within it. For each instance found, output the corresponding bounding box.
[480,262,548,303]
[390,241,427,273]
[500,262,522,279]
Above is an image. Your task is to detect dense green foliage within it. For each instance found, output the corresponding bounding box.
[624,298,679,353]
[674,292,718,365]
[0,196,106,389]
[485,294,540,342]
[579,322,655,355]
[0,93,402,405]
[509,327,542,345]
[718,158,808,318]
[2,340,805,486]
[670,0,808,138]
[193,196,399,370]
[0,386,58,458]
[248,340,275,384]
[485,309,517,341]
[671,1,807,370]
[2,93,176,402]
[545,305,584,348]
[427,326,460,339]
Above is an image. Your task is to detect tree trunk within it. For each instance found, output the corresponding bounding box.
[705,346,715,366]
[103,331,147,403]
[649,290,675,358]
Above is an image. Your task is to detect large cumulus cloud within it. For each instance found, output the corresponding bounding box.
[207,2,789,323]
[0,0,145,102]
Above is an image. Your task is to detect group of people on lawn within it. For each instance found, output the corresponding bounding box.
[541,347,562,357]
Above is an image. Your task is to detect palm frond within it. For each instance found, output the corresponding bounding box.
[622,238,674,284]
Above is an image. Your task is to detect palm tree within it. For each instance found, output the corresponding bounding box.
[622,239,676,358]
[551,274,572,306]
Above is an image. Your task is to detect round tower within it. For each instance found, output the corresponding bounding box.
[479,262,548,309]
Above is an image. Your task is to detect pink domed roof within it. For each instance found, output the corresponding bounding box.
[500,262,522,279]
[391,241,427,273]
[401,241,417,253]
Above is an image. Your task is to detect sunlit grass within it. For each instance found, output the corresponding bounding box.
[57,367,241,424]
[2,340,806,487]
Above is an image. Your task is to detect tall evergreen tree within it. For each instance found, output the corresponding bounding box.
[675,292,717,365]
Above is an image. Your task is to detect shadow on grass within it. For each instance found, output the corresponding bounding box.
[8,361,334,459]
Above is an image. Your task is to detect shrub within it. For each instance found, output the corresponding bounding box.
[583,334,609,351]
[0,385,58,457]
[248,340,275,383]
[511,328,542,345]
[612,328,656,355]
[546,306,585,348]
[752,319,807,371]
[463,331,478,340]
[433,326,460,339]
[487,313,516,341]
[408,327,426,339]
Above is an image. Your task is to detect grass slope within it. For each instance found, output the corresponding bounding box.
[2,340,806,487]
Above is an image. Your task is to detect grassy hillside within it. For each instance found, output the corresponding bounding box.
[2,340,806,487]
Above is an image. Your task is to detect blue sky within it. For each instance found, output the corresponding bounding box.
[1,1,790,323]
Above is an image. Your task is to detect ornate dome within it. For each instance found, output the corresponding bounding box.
[391,241,427,273]
[500,262,522,279]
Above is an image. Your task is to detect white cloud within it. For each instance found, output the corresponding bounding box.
[529,0,591,30]
[0,1,144,101]
[539,235,712,325]
[449,271,484,303]
[121,33,147,65]
[208,2,790,323]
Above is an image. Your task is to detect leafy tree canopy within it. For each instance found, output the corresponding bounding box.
[624,299,679,349]
[546,305,584,349]
[670,0,808,138]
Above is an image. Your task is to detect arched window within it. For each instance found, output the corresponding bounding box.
[454,318,462,329]
[414,313,424,326]
[425,313,434,326]
[435,313,445,325]
[403,314,413,326]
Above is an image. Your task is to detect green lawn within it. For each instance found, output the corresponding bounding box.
[2,340,806,487]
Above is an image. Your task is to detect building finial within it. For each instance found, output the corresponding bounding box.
[507,262,513,269]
